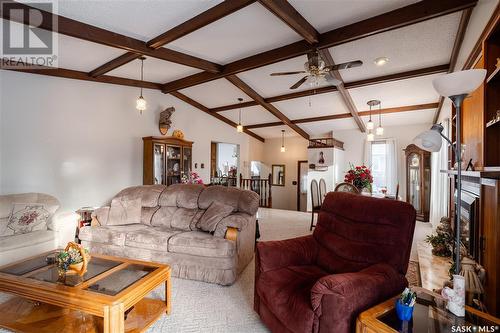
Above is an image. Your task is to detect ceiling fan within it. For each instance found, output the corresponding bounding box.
[270,51,363,89]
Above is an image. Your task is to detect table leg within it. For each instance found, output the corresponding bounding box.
[165,270,171,315]
[103,303,125,333]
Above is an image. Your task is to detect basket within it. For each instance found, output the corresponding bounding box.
[64,242,90,276]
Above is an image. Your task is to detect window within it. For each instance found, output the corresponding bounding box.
[368,139,397,194]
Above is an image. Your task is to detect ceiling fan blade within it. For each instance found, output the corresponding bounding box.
[270,71,306,76]
[326,60,363,71]
[290,76,308,89]
[325,72,342,86]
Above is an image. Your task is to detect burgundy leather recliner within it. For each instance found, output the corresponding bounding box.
[254,192,416,333]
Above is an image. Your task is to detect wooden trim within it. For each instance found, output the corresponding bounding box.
[147,0,256,48]
[224,227,238,241]
[226,75,310,139]
[1,60,163,90]
[0,1,220,73]
[169,91,265,142]
[297,160,308,211]
[318,48,365,132]
[244,102,439,128]
[161,0,477,93]
[258,0,318,44]
[433,8,473,123]
[89,52,141,78]
[210,64,449,112]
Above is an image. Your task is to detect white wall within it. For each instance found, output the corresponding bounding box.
[261,136,308,211]
[0,71,263,210]
[334,123,431,201]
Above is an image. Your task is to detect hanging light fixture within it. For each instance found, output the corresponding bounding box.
[236,97,244,133]
[367,132,375,142]
[366,99,375,130]
[374,100,384,136]
[280,130,286,152]
[136,57,147,114]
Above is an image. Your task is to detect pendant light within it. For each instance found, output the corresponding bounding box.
[367,100,380,140]
[375,100,384,136]
[136,57,147,114]
[366,99,374,130]
[236,97,243,133]
[280,130,286,152]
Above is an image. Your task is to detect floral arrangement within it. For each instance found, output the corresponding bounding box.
[56,244,89,272]
[181,171,203,184]
[344,163,373,191]
[426,217,453,257]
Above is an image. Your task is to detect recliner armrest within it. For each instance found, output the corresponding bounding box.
[256,235,317,273]
[213,212,251,238]
[310,263,407,319]
[47,211,79,232]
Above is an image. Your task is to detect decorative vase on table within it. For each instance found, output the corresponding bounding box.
[344,164,373,193]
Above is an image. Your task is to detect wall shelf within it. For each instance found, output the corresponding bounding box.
[486,58,500,83]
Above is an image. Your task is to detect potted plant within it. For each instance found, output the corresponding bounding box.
[344,164,373,192]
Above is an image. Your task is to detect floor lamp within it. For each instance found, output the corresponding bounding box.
[414,69,486,275]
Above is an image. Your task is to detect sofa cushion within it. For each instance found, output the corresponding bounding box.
[79,224,149,246]
[151,206,203,231]
[108,197,142,226]
[168,231,236,258]
[256,265,327,333]
[198,186,259,215]
[113,185,166,208]
[141,206,159,225]
[0,230,55,252]
[0,193,59,219]
[6,203,55,235]
[158,184,204,209]
[125,226,182,251]
[196,201,234,232]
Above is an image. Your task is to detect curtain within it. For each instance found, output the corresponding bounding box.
[385,138,398,194]
[430,119,450,227]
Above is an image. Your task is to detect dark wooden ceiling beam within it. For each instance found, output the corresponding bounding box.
[318,49,365,132]
[0,1,221,73]
[169,91,265,142]
[147,0,256,48]
[245,102,440,128]
[226,75,310,139]
[258,0,319,44]
[1,59,162,89]
[210,64,449,112]
[161,0,477,93]
[433,8,473,123]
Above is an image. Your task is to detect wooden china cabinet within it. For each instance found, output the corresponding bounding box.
[404,144,431,222]
[143,136,193,185]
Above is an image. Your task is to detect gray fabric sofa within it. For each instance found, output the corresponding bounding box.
[79,184,259,285]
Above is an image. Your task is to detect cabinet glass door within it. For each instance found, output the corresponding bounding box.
[183,147,192,177]
[153,143,165,185]
[166,145,182,185]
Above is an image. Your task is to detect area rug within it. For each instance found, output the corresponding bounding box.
[0,208,422,332]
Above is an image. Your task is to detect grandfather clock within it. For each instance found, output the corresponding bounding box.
[404,144,431,221]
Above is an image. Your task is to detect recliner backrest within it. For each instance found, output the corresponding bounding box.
[313,192,416,275]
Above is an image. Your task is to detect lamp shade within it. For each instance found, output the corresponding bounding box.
[432,69,486,97]
[413,129,443,152]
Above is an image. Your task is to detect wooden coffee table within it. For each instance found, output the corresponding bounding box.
[0,251,171,333]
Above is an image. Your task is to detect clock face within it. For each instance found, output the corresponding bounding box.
[411,154,420,167]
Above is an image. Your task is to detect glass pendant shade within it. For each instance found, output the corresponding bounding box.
[432,69,486,97]
[376,125,384,136]
[413,127,443,152]
[237,124,243,133]
[136,95,147,112]
[367,132,375,142]
[366,119,374,130]
[280,146,286,153]
[280,129,286,152]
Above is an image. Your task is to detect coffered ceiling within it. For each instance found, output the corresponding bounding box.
[1,0,479,141]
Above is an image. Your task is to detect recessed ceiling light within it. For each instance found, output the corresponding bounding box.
[374,57,389,66]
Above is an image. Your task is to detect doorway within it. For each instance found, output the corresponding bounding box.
[297,160,308,212]
[210,142,239,186]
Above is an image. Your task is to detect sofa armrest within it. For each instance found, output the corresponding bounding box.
[310,263,407,331]
[91,207,110,226]
[213,212,251,238]
[256,235,317,273]
[47,211,79,232]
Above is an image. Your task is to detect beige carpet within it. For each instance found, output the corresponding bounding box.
[0,208,420,332]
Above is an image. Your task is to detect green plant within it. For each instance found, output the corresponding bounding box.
[56,246,88,271]
[425,232,453,257]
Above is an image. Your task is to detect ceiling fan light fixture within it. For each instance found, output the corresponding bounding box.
[374,57,389,66]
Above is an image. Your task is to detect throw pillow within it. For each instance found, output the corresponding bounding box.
[107,197,142,226]
[7,203,54,235]
[196,201,234,233]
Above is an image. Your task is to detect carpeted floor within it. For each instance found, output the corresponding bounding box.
[0,208,421,333]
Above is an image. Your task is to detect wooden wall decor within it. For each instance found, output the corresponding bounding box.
[159,107,175,135]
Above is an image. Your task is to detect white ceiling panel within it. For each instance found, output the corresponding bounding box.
[360,108,435,127]
[330,13,460,82]
[298,118,359,135]
[251,125,299,139]
[37,0,223,42]
[272,92,349,120]
[168,2,302,64]
[348,74,441,111]
[238,54,332,97]
[179,78,253,108]
[219,106,280,125]
[107,56,200,83]
[289,0,420,34]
